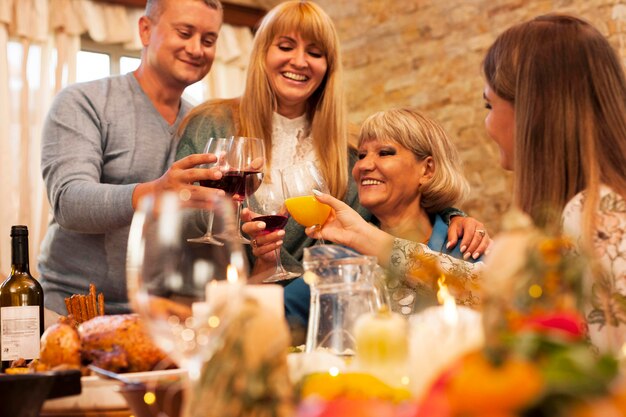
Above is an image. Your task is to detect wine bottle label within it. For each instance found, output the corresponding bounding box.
[1,306,41,361]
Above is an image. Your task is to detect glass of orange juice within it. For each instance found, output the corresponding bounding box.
[281,162,331,243]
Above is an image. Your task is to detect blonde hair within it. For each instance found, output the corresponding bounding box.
[239,0,348,198]
[484,14,626,240]
[358,108,469,213]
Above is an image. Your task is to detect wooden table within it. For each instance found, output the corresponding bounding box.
[41,411,132,417]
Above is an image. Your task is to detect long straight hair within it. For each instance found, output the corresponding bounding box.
[240,0,348,198]
[483,14,626,241]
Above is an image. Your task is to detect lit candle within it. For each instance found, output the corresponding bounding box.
[408,275,484,399]
[204,264,242,309]
[437,275,458,327]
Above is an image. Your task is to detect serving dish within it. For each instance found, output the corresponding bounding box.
[41,368,187,413]
[0,370,81,417]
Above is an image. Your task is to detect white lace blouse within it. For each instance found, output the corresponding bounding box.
[270,112,316,170]
[255,112,317,201]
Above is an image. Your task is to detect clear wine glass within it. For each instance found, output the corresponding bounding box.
[127,191,248,417]
[187,137,231,246]
[281,161,331,244]
[214,136,265,244]
[247,169,300,283]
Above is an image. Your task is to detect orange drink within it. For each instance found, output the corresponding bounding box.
[285,195,331,227]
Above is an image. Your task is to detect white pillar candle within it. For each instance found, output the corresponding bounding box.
[205,280,238,307]
[245,284,284,319]
[408,305,484,399]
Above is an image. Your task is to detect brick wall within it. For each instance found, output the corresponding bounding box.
[319,0,626,233]
[246,0,626,233]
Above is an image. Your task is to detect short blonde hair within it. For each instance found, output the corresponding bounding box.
[358,108,469,213]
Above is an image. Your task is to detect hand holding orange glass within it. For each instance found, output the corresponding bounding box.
[281,161,331,244]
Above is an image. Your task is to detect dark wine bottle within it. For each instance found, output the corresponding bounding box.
[0,225,44,371]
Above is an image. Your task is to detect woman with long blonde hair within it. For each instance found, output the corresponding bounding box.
[178,1,347,197]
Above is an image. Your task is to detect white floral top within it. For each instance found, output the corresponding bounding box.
[388,239,484,315]
[562,185,626,354]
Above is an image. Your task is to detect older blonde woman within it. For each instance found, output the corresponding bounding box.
[289,108,485,318]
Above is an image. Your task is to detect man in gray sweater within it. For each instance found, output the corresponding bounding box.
[39,0,225,316]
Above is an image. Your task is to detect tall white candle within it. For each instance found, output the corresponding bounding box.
[408,305,484,399]
[245,284,284,319]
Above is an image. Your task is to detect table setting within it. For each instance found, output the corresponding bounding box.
[5,193,626,417]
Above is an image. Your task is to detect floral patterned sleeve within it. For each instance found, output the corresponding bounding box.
[562,186,626,354]
[386,238,483,315]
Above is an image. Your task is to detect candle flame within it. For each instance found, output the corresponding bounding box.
[227,264,238,284]
[437,274,458,326]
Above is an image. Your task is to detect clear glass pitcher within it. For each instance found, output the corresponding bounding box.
[303,245,383,356]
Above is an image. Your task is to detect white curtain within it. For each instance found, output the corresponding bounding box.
[0,0,253,277]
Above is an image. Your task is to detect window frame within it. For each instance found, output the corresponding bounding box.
[79,35,141,76]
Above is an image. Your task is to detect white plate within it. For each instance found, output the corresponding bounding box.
[42,368,187,412]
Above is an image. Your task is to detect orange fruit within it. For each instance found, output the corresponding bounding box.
[444,351,543,415]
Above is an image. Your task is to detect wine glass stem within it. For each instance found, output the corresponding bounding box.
[273,247,288,274]
[204,210,215,237]
[181,371,202,417]
[234,201,246,239]
[314,224,325,245]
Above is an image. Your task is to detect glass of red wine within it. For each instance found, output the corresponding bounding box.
[214,136,265,244]
[187,137,232,245]
[247,169,300,283]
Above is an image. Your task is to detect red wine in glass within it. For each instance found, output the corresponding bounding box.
[200,170,263,202]
[187,137,232,246]
[253,214,288,234]
[246,168,299,283]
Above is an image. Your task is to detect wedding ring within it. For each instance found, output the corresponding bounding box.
[251,239,258,248]
[476,229,486,237]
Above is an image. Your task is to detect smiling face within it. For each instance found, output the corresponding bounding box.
[484,84,516,170]
[352,139,433,219]
[265,32,328,118]
[139,0,222,91]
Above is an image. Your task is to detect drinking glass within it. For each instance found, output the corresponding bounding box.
[247,169,300,283]
[127,191,248,417]
[187,137,231,246]
[281,161,331,244]
[214,136,265,244]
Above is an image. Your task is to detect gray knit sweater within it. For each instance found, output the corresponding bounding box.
[39,73,191,314]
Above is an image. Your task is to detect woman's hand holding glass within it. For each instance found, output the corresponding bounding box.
[280,161,331,244]
[245,170,300,283]
[304,190,376,248]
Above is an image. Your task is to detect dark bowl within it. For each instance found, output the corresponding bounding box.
[0,370,81,417]
[119,379,184,417]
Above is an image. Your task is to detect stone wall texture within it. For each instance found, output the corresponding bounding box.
[245,0,626,233]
